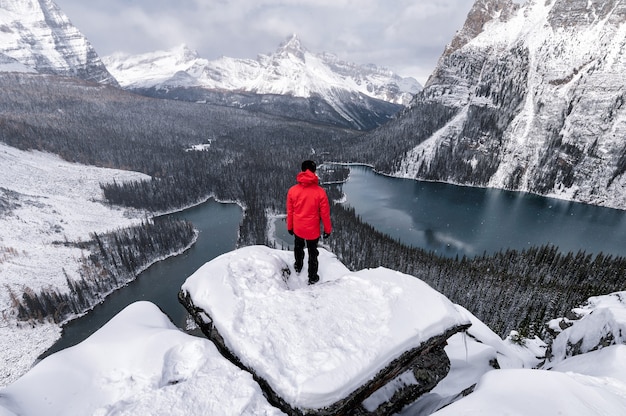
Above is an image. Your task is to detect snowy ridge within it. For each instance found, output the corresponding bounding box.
[103,35,421,106]
[0,0,116,84]
[392,0,626,210]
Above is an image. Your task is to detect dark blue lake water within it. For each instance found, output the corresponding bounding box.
[341,166,626,258]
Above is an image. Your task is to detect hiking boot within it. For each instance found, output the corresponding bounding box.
[308,275,319,285]
[294,263,302,274]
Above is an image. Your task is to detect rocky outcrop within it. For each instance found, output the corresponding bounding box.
[178,246,470,415]
[179,290,467,415]
[544,291,626,366]
[442,0,520,57]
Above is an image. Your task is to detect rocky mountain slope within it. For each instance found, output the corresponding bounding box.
[103,35,420,130]
[360,0,626,210]
[0,0,116,84]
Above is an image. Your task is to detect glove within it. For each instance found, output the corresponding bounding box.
[323,232,330,239]
[288,229,294,235]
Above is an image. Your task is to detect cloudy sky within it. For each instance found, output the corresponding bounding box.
[54,0,477,85]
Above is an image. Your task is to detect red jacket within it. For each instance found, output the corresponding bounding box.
[287,170,332,240]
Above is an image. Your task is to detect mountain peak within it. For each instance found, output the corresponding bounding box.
[171,44,201,63]
[444,0,520,57]
[276,34,307,59]
[0,0,117,84]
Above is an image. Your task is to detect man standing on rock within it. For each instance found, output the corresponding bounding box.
[286,160,332,285]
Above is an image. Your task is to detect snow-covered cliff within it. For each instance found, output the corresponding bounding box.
[373,0,626,210]
[0,0,117,84]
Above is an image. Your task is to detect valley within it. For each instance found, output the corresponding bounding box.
[3,0,626,414]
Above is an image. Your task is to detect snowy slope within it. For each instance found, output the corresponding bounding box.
[103,35,421,106]
[430,291,626,415]
[3,252,626,415]
[382,0,626,210]
[0,143,149,386]
[0,302,285,416]
[0,0,117,84]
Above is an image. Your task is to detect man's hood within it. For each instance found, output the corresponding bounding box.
[296,170,319,186]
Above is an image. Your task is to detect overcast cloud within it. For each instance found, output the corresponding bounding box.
[54,0,476,85]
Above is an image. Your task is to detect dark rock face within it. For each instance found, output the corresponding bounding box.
[179,290,469,416]
[548,0,626,28]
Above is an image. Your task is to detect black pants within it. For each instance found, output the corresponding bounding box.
[294,234,319,282]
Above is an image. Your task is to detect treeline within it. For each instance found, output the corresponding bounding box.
[11,218,195,324]
[327,203,626,337]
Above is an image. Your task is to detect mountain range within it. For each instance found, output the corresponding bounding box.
[0,1,420,130]
[103,35,420,106]
[103,35,421,130]
[361,0,626,210]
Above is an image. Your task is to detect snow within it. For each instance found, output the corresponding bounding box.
[0,0,98,74]
[0,143,149,386]
[102,36,421,106]
[0,301,284,416]
[425,292,626,415]
[1,243,626,415]
[546,291,626,366]
[181,245,470,410]
[432,364,626,416]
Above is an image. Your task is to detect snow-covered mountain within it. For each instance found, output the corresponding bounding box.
[104,35,421,105]
[365,0,626,210]
[0,0,117,84]
[103,35,421,130]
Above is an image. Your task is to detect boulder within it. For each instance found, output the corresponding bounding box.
[179,246,470,415]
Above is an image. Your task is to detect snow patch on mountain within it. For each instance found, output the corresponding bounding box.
[103,35,421,106]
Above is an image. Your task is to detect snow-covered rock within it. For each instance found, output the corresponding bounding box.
[179,245,470,414]
[545,291,626,365]
[425,291,626,415]
[3,246,626,415]
[0,0,117,84]
[430,363,626,416]
[368,0,626,210]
